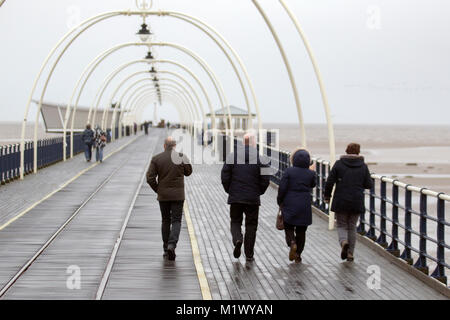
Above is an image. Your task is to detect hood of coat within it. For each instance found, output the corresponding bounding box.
[292,149,311,168]
[340,154,365,168]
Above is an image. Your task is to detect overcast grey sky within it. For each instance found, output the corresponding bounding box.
[0,0,449,125]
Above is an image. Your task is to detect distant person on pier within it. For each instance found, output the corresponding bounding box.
[324,143,373,262]
[81,124,94,162]
[144,121,149,135]
[221,133,270,262]
[134,122,137,135]
[146,137,193,261]
[277,149,316,263]
[93,125,107,163]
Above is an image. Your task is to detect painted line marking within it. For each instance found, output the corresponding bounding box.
[0,135,141,231]
[184,200,212,300]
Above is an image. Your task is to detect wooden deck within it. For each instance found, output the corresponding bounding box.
[0,128,447,300]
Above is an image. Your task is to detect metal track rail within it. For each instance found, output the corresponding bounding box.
[0,142,138,298]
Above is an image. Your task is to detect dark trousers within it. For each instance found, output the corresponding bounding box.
[159,201,184,251]
[284,222,308,255]
[230,203,259,258]
[84,143,92,161]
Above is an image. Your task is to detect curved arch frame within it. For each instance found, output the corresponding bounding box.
[21,10,262,178]
[106,71,207,140]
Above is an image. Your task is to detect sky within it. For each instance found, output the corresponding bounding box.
[0,0,449,125]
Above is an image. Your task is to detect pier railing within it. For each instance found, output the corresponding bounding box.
[215,134,448,286]
[266,146,449,286]
[0,134,84,184]
[0,125,140,185]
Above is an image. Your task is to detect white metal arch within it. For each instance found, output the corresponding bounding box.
[104,69,209,143]
[102,73,205,137]
[125,87,194,131]
[21,9,260,178]
[120,83,196,133]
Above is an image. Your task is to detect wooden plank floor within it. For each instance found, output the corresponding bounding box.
[185,163,448,300]
[0,130,171,299]
[101,182,202,300]
[0,133,140,226]
[0,131,447,300]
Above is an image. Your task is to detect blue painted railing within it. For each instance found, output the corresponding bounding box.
[0,134,84,184]
[266,146,449,286]
[213,133,448,286]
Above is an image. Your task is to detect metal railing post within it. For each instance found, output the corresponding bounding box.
[376,179,388,247]
[366,179,377,241]
[400,187,413,264]
[387,183,400,256]
[431,196,447,285]
[414,190,429,275]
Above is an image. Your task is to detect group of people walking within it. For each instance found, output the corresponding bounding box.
[82,124,107,163]
[146,132,372,264]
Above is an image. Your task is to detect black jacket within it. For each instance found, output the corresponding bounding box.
[146,149,193,201]
[324,155,373,214]
[82,129,94,145]
[221,145,271,206]
[277,150,316,226]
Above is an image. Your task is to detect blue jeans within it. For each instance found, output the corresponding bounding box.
[96,147,104,162]
[84,143,92,161]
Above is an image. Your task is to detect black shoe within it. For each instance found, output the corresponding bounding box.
[167,248,176,261]
[163,251,168,258]
[233,240,243,258]
[246,257,255,262]
[289,241,298,262]
[341,241,349,260]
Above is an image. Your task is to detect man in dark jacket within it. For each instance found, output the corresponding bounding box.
[324,143,373,262]
[146,137,193,261]
[221,133,271,262]
[81,124,94,162]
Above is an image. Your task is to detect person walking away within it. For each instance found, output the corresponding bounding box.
[277,149,316,263]
[144,121,149,135]
[146,137,193,261]
[221,133,270,262]
[93,125,107,163]
[81,124,94,162]
[134,122,137,135]
[324,143,373,262]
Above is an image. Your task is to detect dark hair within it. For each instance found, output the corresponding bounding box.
[86,124,91,130]
[346,143,360,155]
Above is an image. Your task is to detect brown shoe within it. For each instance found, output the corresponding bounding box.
[295,254,302,264]
[340,240,349,260]
[347,252,354,262]
[289,241,297,261]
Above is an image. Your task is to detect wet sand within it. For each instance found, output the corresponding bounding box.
[264,123,450,195]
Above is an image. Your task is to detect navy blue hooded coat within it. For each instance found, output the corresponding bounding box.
[277,149,316,226]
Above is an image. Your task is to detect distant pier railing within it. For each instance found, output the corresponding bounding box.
[0,134,84,184]
[0,125,140,185]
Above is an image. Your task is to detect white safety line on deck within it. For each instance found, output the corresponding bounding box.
[184,201,212,300]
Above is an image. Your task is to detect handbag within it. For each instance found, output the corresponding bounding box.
[100,134,107,142]
[276,209,284,230]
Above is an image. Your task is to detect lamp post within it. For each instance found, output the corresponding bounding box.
[136,22,152,42]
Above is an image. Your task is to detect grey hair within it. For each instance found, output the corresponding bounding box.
[164,136,177,149]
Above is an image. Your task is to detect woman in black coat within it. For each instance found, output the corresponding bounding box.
[324,143,373,262]
[277,149,316,263]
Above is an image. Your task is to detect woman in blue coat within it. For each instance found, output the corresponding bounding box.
[277,149,316,263]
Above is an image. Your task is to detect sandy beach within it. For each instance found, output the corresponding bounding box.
[1,121,449,195]
[264,123,450,196]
